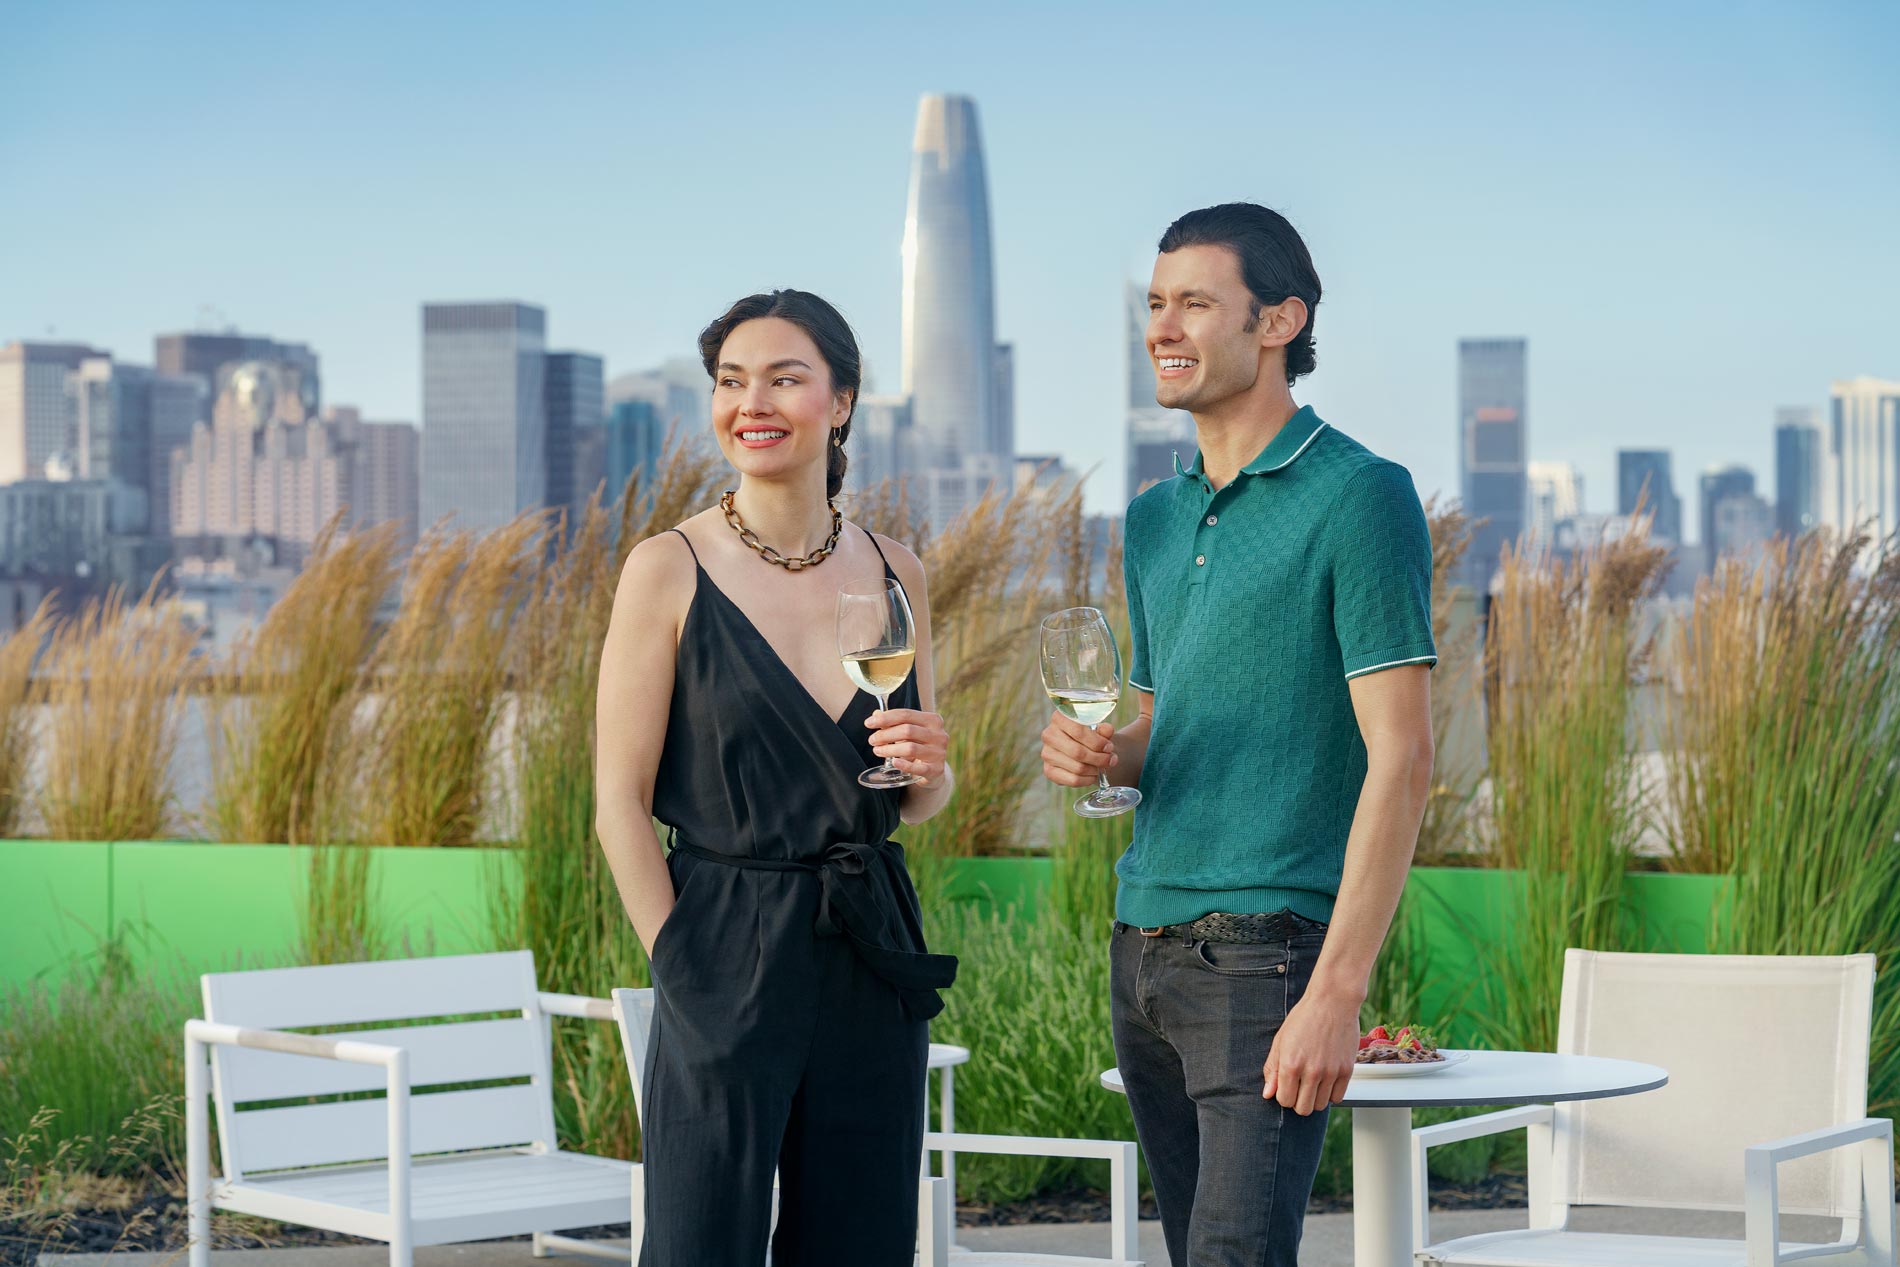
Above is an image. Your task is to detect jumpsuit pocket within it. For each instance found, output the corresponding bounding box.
[648,856,700,972]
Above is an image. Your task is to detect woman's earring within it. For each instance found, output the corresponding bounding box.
[832,429,844,448]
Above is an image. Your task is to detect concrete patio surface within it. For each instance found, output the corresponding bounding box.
[37,1204,1892,1267]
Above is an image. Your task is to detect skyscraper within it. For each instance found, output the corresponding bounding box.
[1125,280,1195,502]
[0,341,107,483]
[323,406,420,548]
[603,399,665,514]
[1525,460,1582,548]
[1712,491,1774,565]
[1457,338,1527,592]
[1616,449,1683,544]
[1698,464,1756,566]
[1822,378,1900,555]
[156,331,317,398]
[419,302,548,533]
[901,93,1007,520]
[849,394,915,497]
[991,342,1015,463]
[171,356,335,562]
[70,357,152,494]
[1774,407,1822,539]
[545,351,604,524]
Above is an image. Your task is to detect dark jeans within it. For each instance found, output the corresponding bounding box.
[1110,919,1331,1267]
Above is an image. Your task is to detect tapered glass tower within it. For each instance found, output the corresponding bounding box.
[901,94,1001,483]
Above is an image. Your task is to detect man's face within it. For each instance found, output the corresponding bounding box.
[1146,244,1264,414]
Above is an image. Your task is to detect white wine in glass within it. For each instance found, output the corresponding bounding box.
[838,578,923,789]
[1040,607,1141,818]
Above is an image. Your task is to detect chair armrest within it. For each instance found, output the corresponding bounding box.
[538,991,617,1022]
[1411,1104,1557,1252]
[923,1132,1142,1264]
[1413,1104,1553,1150]
[1743,1118,1894,1267]
[1747,1117,1892,1166]
[923,1130,1132,1161]
[184,1019,415,1253]
[184,1018,405,1068]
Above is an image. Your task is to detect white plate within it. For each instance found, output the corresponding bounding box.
[1349,1049,1472,1079]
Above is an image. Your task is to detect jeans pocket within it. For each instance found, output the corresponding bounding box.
[1190,939,1292,977]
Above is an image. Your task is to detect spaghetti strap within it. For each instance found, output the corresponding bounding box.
[863,528,894,574]
[670,528,701,567]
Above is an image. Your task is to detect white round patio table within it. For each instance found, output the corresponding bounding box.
[1101,1050,1666,1267]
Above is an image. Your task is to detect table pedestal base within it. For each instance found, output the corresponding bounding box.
[1351,1105,1414,1267]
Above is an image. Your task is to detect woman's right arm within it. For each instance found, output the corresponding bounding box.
[594,534,691,957]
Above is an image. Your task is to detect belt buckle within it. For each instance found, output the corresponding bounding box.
[1138,926,1168,938]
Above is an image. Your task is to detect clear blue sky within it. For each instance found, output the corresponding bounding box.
[3,0,1894,518]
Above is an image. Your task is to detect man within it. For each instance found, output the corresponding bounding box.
[1041,203,1435,1266]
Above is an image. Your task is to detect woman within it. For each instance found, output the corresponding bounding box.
[594,289,958,1266]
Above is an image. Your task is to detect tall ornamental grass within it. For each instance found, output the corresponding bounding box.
[37,586,198,841]
[203,518,400,846]
[925,905,1127,1203]
[0,601,51,836]
[907,485,1085,859]
[1663,531,1900,1118]
[1416,499,1480,862]
[0,950,193,1176]
[1477,528,1669,1051]
[350,515,539,848]
[498,443,724,1161]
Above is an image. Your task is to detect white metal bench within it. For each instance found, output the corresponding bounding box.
[611,987,1142,1266]
[185,950,634,1267]
[1413,950,1894,1267]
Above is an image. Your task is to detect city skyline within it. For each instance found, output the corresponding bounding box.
[2,3,1895,517]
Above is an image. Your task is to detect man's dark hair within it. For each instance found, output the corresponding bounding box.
[698,289,861,500]
[1158,203,1321,385]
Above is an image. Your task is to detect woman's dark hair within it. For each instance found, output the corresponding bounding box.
[697,289,862,501]
[1157,203,1321,385]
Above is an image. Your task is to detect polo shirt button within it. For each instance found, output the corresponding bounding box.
[1195,554,1206,567]
[1206,514,1218,526]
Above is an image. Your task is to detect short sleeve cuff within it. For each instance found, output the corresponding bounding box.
[1128,677,1153,693]
[1342,642,1438,680]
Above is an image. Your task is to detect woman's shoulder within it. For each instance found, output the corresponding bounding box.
[855,523,927,589]
[615,523,702,609]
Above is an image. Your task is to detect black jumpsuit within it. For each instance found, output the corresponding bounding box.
[640,529,957,1267]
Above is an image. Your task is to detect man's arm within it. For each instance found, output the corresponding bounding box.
[1262,663,1433,1115]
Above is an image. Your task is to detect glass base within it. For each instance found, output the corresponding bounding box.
[1074,785,1141,818]
[859,764,924,789]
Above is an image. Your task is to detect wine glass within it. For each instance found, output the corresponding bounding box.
[1040,607,1142,818]
[838,578,923,789]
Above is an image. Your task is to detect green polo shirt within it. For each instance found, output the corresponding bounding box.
[1116,405,1436,927]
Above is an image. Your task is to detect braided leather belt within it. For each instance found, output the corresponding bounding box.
[1136,909,1327,943]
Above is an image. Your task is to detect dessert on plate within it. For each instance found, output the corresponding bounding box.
[1355,1024,1443,1065]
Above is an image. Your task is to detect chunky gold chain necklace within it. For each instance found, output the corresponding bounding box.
[720,490,843,571]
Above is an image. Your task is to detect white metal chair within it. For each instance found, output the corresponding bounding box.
[611,987,1143,1266]
[185,950,634,1267]
[1412,949,1894,1266]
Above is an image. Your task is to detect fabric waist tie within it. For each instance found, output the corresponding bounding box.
[671,838,957,1020]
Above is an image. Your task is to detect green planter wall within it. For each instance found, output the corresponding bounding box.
[1,840,506,991]
[1,840,1732,1002]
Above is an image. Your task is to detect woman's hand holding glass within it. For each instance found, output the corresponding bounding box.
[865,707,950,786]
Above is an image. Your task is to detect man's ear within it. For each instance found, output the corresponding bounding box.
[1258,296,1309,350]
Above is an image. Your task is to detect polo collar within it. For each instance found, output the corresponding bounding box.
[1173,405,1330,481]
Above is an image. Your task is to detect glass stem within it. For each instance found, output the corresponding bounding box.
[1094,771,1112,798]
[876,693,897,772]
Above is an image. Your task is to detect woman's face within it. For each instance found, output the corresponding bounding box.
[709,317,850,488]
